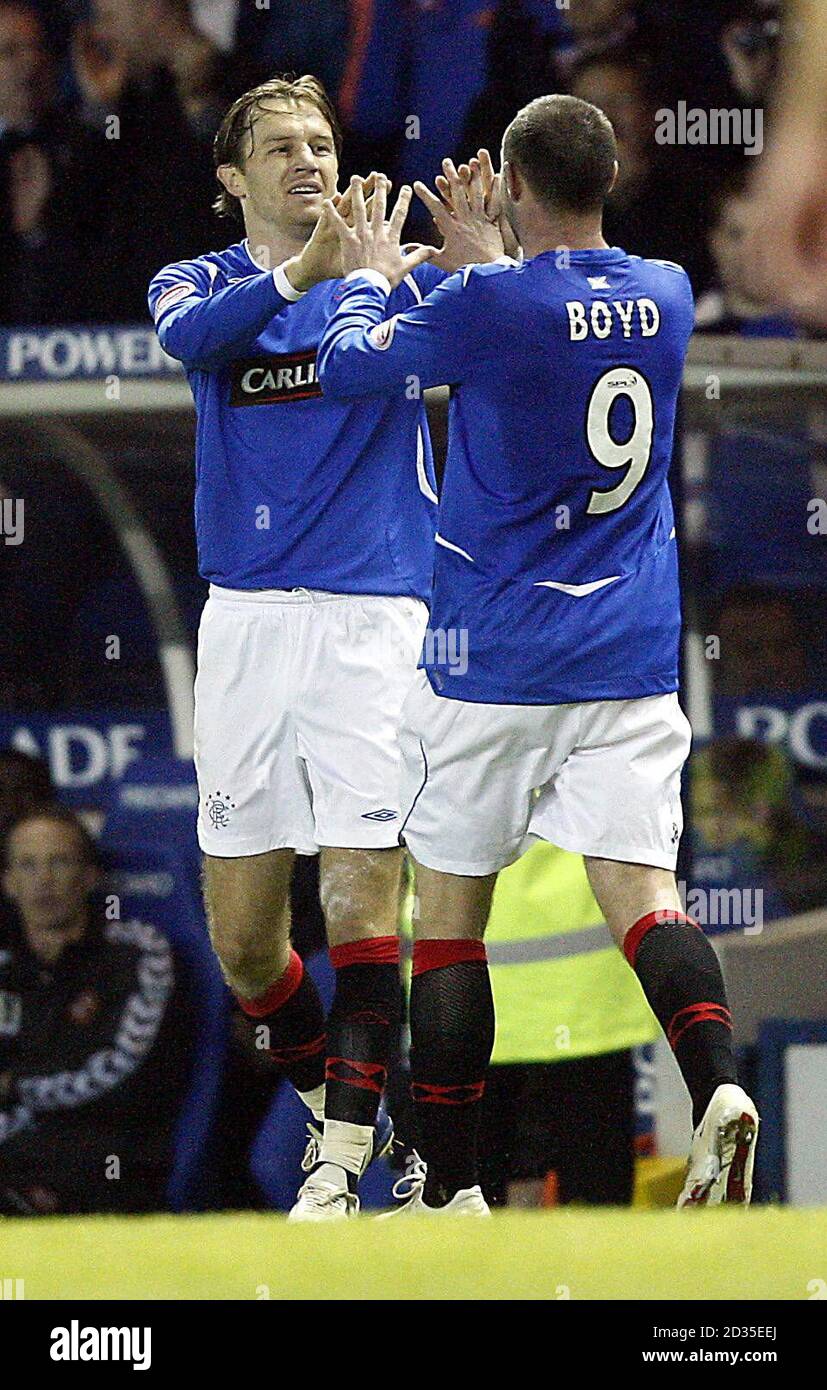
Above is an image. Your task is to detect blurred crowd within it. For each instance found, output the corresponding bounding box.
[0,0,801,333]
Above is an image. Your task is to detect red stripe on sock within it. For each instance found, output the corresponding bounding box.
[237,950,303,1017]
[623,910,699,968]
[326,1057,386,1093]
[412,938,487,976]
[267,1033,326,1064]
[668,1002,732,1049]
[411,1079,486,1105]
[329,935,400,969]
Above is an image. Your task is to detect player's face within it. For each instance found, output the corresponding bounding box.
[231,101,339,235]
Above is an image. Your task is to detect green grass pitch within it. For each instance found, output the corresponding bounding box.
[1,1207,825,1300]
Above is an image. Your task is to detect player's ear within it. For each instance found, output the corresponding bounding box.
[503,160,520,202]
[608,160,619,196]
[217,163,247,202]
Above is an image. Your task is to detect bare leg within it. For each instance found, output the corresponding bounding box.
[583,857,682,952]
[203,848,294,996]
[411,861,497,941]
[584,854,741,1142]
[203,847,326,1111]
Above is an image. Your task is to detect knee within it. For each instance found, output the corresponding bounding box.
[321,850,401,942]
[207,910,289,996]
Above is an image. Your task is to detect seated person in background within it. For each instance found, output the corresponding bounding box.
[694,171,801,336]
[0,804,190,1214]
[0,749,53,937]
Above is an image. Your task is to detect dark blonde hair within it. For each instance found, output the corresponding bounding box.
[213,74,342,220]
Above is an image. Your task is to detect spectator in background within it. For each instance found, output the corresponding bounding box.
[715,585,810,697]
[0,804,190,1213]
[0,749,53,938]
[691,738,827,919]
[0,0,94,323]
[719,0,780,105]
[60,0,240,321]
[694,171,800,335]
[341,0,507,238]
[557,0,640,77]
[75,0,237,139]
[570,46,717,289]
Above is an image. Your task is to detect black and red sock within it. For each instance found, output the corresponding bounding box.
[625,911,738,1128]
[236,949,326,1094]
[325,935,402,1127]
[409,938,496,1207]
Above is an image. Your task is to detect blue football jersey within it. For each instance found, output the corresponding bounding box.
[317,248,695,705]
[148,240,443,597]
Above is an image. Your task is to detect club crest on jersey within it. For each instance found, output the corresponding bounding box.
[368,315,400,350]
[229,350,321,405]
[205,791,236,828]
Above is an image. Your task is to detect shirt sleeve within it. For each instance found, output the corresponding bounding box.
[148,257,301,370]
[316,265,482,398]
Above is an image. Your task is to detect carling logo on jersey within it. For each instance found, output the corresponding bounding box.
[229,350,321,405]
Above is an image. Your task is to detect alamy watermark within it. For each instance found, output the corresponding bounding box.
[655,102,763,156]
[1,497,24,546]
[662,881,764,934]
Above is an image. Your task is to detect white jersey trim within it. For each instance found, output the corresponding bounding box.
[345,268,392,295]
[534,574,621,597]
[416,426,438,504]
[273,262,305,301]
[435,533,475,564]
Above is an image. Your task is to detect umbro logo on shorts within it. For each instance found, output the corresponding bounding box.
[361,808,398,822]
[229,350,322,405]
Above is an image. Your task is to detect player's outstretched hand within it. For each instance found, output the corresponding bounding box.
[321,176,436,288]
[418,150,520,270]
[331,170,378,226]
[283,173,381,292]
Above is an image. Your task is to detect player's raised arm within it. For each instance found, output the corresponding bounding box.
[149,189,371,370]
[150,173,381,369]
[150,259,302,370]
[316,178,486,397]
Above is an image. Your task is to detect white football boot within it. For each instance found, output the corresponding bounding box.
[377,1153,491,1218]
[288,1106,395,1222]
[677,1083,759,1208]
[287,1167,359,1222]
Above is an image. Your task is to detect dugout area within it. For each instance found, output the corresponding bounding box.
[3,1207,825,1301]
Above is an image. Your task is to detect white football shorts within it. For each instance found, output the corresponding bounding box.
[194,585,428,857]
[398,669,692,875]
